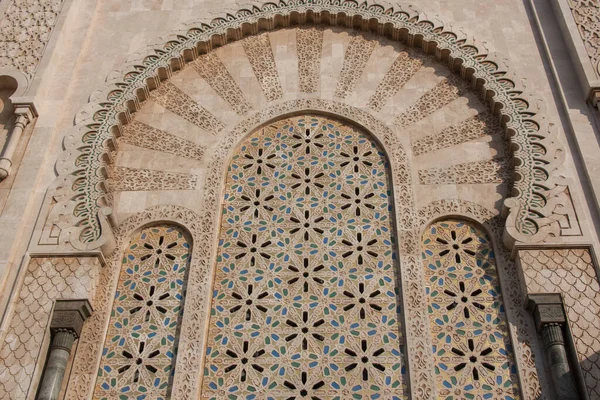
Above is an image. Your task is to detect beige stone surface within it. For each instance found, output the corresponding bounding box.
[0,0,599,399]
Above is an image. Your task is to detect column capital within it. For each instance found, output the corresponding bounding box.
[527,293,567,332]
[12,98,38,121]
[50,299,93,339]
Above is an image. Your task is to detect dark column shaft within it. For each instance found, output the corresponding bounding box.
[36,330,76,400]
[542,324,579,400]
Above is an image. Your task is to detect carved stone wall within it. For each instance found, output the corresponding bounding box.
[42,22,554,397]
[0,0,66,78]
[55,95,549,399]
[567,0,600,78]
[520,248,600,399]
[43,0,577,254]
[0,257,100,400]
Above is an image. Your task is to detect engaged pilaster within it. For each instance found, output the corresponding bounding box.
[36,300,92,400]
[527,293,580,400]
[0,101,37,180]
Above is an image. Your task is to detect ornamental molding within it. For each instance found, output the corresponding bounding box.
[46,0,572,254]
[63,100,551,398]
[0,0,68,82]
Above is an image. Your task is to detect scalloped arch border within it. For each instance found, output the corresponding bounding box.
[53,0,563,250]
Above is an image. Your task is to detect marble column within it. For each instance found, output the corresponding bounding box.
[36,300,92,400]
[527,293,580,400]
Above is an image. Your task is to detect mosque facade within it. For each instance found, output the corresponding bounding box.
[0,0,600,399]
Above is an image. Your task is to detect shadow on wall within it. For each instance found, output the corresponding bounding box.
[576,345,600,399]
[0,75,17,151]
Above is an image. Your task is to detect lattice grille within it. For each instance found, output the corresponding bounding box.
[94,225,191,399]
[201,115,408,398]
[422,219,520,399]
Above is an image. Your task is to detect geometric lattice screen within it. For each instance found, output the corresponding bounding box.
[422,219,520,399]
[94,225,191,399]
[201,115,408,398]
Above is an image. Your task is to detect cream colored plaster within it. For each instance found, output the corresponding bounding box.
[0,0,599,398]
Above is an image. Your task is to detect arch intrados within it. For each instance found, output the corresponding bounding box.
[418,213,494,244]
[0,76,18,96]
[118,219,195,247]
[219,108,399,170]
[58,0,557,250]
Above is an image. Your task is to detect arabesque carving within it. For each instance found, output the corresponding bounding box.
[0,0,66,78]
[54,96,551,399]
[568,0,600,77]
[120,120,206,161]
[412,112,502,156]
[48,0,572,253]
[395,74,466,128]
[368,49,422,111]
[242,34,283,102]
[334,34,377,99]
[297,28,324,93]
[418,157,512,185]
[107,166,198,192]
[193,53,253,115]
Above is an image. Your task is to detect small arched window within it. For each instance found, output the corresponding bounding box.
[95,225,191,399]
[422,219,520,399]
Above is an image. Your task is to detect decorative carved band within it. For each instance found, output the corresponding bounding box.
[50,0,569,253]
[527,293,567,332]
[50,299,93,339]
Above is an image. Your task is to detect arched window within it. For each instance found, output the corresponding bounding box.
[95,225,191,399]
[422,219,520,399]
[202,115,408,398]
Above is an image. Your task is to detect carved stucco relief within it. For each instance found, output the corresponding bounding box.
[0,0,66,79]
[334,34,377,99]
[412,112,502,156]
[394,75,466,129]
[55,96,548,399]
[107,166,198,192]
[567,0,600,77]
[42,0,577,255]
[242,34,284,102]
[119,120,206,161]
[418,157,512,185]
[296,28,324,93]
